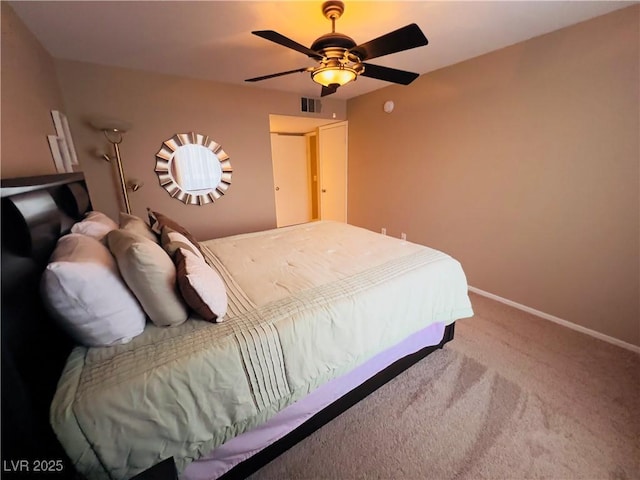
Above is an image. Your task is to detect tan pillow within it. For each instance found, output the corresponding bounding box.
[107,229,188,327]
[147,209,203,255]
[120,212,158,243]
[175,248,227,323]
[161,226,205,261]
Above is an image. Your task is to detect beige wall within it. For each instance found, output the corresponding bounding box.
[348,6,640,346]
[3,1,637,346]
[54,61,346,239]
[1,2,66,177]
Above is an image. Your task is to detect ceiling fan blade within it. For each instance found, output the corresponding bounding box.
[350,24,428,61]
[252,30,323,60]
[321,85,339,97]
[361,63,420,85]
[245,67,310,82]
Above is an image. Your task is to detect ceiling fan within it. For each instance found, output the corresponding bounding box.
[245,1,428,97]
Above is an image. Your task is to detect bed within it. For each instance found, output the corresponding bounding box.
[1,173,473,480]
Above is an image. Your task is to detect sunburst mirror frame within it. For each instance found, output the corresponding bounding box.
[155,132,232,205]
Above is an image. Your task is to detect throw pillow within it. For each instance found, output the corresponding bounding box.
[175,248,227,323]
[160,226,205,261]
[147,208,203,255]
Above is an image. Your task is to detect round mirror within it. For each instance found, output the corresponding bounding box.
[155,132,232,205]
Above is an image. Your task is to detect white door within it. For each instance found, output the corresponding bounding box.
[318,121,348,222]
[270,133,312,227]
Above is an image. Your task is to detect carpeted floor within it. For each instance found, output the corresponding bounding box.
[250,293,640,479]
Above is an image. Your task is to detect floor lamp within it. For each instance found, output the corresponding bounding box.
[92,119,133,215]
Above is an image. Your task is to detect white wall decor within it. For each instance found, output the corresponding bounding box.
[48,110,78,172]
[47,135,66,173]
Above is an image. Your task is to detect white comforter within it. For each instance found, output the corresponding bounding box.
[51,221,473,479]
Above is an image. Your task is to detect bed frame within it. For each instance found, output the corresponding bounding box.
[1,173,91,478]
[0,173,454,479]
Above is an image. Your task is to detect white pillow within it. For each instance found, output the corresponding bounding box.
[70,211,119,241]
[41,234,146,347]
[107,229,189,327]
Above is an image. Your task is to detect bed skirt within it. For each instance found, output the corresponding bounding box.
[184,321,447,480]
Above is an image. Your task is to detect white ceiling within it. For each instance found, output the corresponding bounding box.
[9,1,634,101]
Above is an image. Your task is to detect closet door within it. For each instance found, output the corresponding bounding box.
[270,133,311,227]
[318,121,348,222]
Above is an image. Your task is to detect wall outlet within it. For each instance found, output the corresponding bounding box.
[401,232,407,240]
[381,227,387,235]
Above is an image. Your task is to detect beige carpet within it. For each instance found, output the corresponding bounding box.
[250,293,640,480]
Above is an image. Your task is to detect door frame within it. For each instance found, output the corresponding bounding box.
[268,114,347,225]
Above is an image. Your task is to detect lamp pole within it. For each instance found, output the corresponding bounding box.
[99,125,132,215]
[111,140,131,214]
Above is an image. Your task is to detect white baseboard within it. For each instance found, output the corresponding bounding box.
[468,286,640,354]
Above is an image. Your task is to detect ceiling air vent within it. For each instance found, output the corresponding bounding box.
[301,97,322,113]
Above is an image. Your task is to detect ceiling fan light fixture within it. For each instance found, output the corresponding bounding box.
[311,64,358,87]
[311,55,364,88]
[246,1,427,97]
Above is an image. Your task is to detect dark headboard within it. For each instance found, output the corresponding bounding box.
[1,173,91,477]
